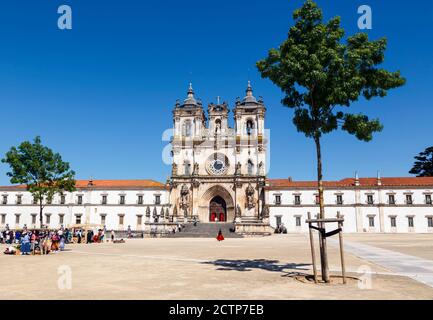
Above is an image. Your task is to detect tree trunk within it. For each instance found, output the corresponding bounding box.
[39,198,44,229]
[314,134,330,283]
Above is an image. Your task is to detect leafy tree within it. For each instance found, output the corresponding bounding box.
[257,0,405,282]
[409,146,433,177]
[1,136,76,228]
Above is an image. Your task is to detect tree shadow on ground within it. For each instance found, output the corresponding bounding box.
[202,259,312,278]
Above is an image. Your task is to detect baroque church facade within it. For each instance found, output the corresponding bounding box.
[169,82,271,234]
[1,83,433,235]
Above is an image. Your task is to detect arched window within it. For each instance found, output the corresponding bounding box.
[246,120,254,135]
[182,120,192,137]
[215,119,221,133]
[247,160,254,175]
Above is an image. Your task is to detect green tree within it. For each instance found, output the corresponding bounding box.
[1,136,76,228]
[257,0,405,282]
[409,146,433,177]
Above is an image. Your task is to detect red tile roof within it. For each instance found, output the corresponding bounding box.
[0,179,167,191]
[267,177,433,189]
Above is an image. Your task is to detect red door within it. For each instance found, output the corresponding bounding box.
[209,196,227,222]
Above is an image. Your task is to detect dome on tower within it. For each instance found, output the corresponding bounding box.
[238,81,263,108]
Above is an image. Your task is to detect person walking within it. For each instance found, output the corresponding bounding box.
[216,228,224,242]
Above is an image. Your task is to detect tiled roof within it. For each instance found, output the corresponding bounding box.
[0,180,167,191]
[267,177,433,189]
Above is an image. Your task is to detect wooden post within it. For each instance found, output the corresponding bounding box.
[307,212,318,283]
[337,212,346,284]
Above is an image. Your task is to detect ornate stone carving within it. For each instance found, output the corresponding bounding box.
[173,206,178,216]
[192,179,200,188]
[145,206,151,218]
[152,207,158,222]
[172,163,178,176]
[261,205,269,219]
[246,183,255,209]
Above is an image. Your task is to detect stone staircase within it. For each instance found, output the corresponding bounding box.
[166,222,243,238]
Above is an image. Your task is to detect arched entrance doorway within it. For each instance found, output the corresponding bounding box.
[209,196,227,222]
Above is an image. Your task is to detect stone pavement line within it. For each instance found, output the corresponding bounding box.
[329,239,433,288]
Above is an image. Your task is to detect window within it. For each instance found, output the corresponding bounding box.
[45,214,51,224]
[60,195,66,205]
[406,194,413,205]
[102,195,107,205]
[59,214,64,225]
[367,195,374,205]
[275,216,282,227]
[77,195,83,205]
[120,195,125,205]
[247,160,254,175]
[46,196,52,205]
[388,195,395,205]
[182,120,192,137]
[118,215,124,225]
[215,119,221,133]
[33,196,38,205]
[1,214,6,224]
[275,195,281,205]
[336,195,343,205]
[408,217,414,228]
[31,214,37,225]
[155,195,161,205]
[427,217,433,228]
[75,215,81,224]
[294,195,301,205]
[246,120,254,135]
[315,195,320,205]
[390,217,396,228]
[138,195,143,205]
[137,215,143,225]
[426,195,432,205]
[15,214,20,225]
[368,216,375,227]
[295,216,301,227]
[100,214,106,225]
[2,195,7,205]
[16,195,22,205]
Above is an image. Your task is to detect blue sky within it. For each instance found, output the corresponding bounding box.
[0,0,432,185]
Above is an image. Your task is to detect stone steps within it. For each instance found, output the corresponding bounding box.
[166,222,243,238]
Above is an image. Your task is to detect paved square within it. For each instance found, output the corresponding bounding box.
[1,234,433,300]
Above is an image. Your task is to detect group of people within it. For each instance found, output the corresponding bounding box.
[1,225,68,255]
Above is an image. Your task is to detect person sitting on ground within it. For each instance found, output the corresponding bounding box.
[4,246,16,255]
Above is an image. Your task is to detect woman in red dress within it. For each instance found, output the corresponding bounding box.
[216,229,224,241]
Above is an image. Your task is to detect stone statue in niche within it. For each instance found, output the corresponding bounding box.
[258,161,264,175]
[246,184,255,210]
[236,204,242,218]
[235,162,242,175]
[193,163,199,175]
[180,184,190,214]
[172,163,178,176]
